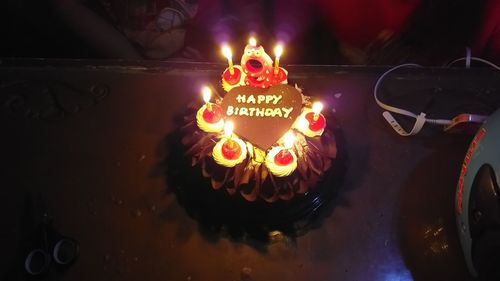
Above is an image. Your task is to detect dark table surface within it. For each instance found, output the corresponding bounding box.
[1,59,500,281]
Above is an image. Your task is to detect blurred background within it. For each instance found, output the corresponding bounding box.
[0,0,499,65]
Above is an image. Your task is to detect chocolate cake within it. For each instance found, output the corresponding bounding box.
[179,40,338,204]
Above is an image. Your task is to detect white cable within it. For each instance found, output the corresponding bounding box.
[447,56,500,71]
[375,53,500,136]
[465,47,471,68]
[374,64,452,136]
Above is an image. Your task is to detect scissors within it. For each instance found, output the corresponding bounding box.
[24,198,79,275]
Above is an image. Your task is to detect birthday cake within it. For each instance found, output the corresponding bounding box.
[180,38,338,203]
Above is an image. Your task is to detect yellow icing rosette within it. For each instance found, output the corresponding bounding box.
[196,104,224,133]
[294,108,324,137]
[265,146,298,177]
[212,137,247,167]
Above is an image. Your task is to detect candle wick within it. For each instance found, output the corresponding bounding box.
[280,148,287,158]
[206,103,212,112]
[226,138,234,149]
[313,113,319,122]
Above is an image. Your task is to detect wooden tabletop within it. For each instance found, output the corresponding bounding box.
[1,59,500,281]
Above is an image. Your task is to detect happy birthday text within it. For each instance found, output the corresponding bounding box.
[226,94,294,118]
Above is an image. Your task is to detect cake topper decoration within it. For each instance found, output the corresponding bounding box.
[221,38,288,91]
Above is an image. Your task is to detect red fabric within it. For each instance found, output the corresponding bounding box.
[317,0,421,48]
[316,0,500,62]
[472,0,500,62]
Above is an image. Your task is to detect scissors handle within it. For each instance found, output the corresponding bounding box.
[24,219,79,275]
[52,237,79,265]
[25,248,51,275]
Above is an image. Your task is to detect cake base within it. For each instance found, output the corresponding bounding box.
[164,115,346,239]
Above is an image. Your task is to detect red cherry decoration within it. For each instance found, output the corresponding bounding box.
[305,112,326,131]
[244,67,288,89]
[222,67,242,85]
[245,75,266,88]
[202,104,222,123]
[221,139,242,160]
[274,149,294,166]
[269,68,288,85]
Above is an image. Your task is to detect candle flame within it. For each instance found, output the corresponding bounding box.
[249,37,257,47]
[274,45,283,58]
[202,86,211,103]
[224,121,234,138]
[296,117,308,131]
[283,131,295,150]
[221,45,232,59]
[312,102,323,115]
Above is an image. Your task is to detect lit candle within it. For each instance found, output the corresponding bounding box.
[274,44,283,75]
[295,117,309,132]
[221,121,242,160]
[249,37,257,47]
[224,120,234,139]
[302,101,326,133]
[222,45,234,75]
[265,131,297,176]
[275,131,295,166]
[212,120,247,166]
[202,86,212,111]
[312,102,323,121]
[283,131,295,150]
[200,86,222,124]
